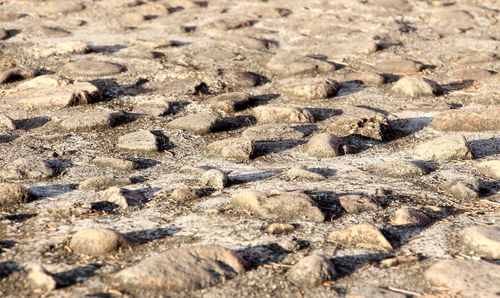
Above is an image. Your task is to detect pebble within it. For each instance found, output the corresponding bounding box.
[27,266,57,292]
[117,130,160,151]
[369,160,429,178]
[166,113,229,135]
[207,138,256,160]
[441,179,482,202]
[305,133,352,158]
[253,106,315,124]
[390,208,432,226]
[91,157,137,171]
[329,115,393,141]
[375,58,423,74]
[344,72,385,86]
[0,68,38,84]
[3,75,101,107]
[327,223,393,251]
[390,76,443,98]
[280,79,341,100]
[38,1,85,14]
[242,124,306,141]
[413,135,474,161]
[200,169,228,190]
[425,259,500,298]
[112,245,247,292]
[171,188,199,201]
[40,41,92,57]
[208,92,253,114]
[0,158,55,180]
[0,183,35,210]
[222,71,266,89]
[134,98,172,117]
[459,225,500,259]
[100,187,145,209]
[231,190,324,222]
[266,223,295,234]
[60,60,126,77]
[338,194,381,213]
[59,109,125,131]
[69,228,133,256]
[285,167,326,180]
[266,52,335,76]
[36,25,71,37]
[79,174,132,191]
[0,114,17,130]
[476,160,500,179]
[431,107,500,132]
[287,255,336,287]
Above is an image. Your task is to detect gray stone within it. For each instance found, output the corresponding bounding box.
[266,52,335,76]
[166,113,229,135]
[41,41,92,57]
[280,79,341,100]
[460,225,500,259]
[134,98,172,117]
[112,245,247,292]
[253,106,314,124]
[242,124,306,141]
[287,255,336,287]
[69,228,133,256]
[207,138,256,160]
[454,69,495,82]
[117,130,159,151]
[390,208,432,226]
[286,167,326,180]
[100,187,145,209]
[91,157,137,171]
[60,60,126,77]
[391,76,443,98]
[476,160,500,179]
[200,169,228,190]
[441,179,482,202]
[0,183,35,210]
[305,133,352,158]
[431,107,500,132]
[345,72,385,86]
[329,115,393,141]
[338,194,381,213]
[327,223,393,251]
[369,160,429,178]
[59,109,125,131]
[375,58,423,74]
[0,158,55,180]
[79,174,132,191]
[414,135,474,161]
[208,92,253,114]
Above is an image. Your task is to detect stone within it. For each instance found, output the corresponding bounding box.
[329,115,394,141]
[476,160,500,179]
[0,68,38,84]
[208,92,253,114]
[27,266,57,292]
[100,187,145,209]
[253,106,314,124]
[356,40,379,54]
[0,158,55,180]
[69,228,133,256]
[0,114,17,130]
[242,124,305,141]
[0,13,23,21]
[37,1,84,14]
[247,7,292,18]
[120,12,146,24]
[98,0,142,8]
[280,79,341,100]
[390,208,432,226]
[285,167,326,180]
[425,259,500,298]
[345,72,385,86]
[369,160,429,178]
[200,169,228,190]
[222,71,266,89]
[305,133,352,158]
[414,135,474,161]
[266,52,335,76]
[266,223,295,234]
[375,58,423,74]
[60,60,126,77]
[166,113,229,135]
[134,98,172,117]
[441,180,482,202]
[4,75,101,107]
[231,190,324,222]
[208,18,256,30]
[459,225,500,259]
[59,109,125,131]
[0,183,35,210]
[431,107,500,132]
[0,29,8,40]
[338,194,381,213]
[207,138,256,160]
[112,245,246,292]
[79,174,132,191]
[91,157,137,171]
[117,130,159,151]
[391,77,443,98]
[287,255,336,287]
[349,286,406,298]
[36,25,71,37]
[454,69,495,81]
[327,223,393,251]
[115,47,159,59]
[171,188,199,201]
[40,41,92,57]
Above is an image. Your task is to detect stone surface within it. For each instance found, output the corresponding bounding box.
[40,41,92,57]
[200,169,228,190]
[280,79,341,100]
[476,160,500,179]
[242,124,306,141]
[391,77,443,98]
[305,133,352,158]
[60,60,126,77]
[208,92,253,114]
[112,245,247,292]
[285,167,326,180]
[414,135,474,161]
[431,107,500,132]
[117,130,160,151]
[454,68,495,81]
[38,1,85,14]
[79,174,132,191]
[99,187,145,209]
[0,68,38,84]
[0,114,17,130]
[0,158,55,180]
[0,183,35,210]
[222,71,266,89]
[59,109,125,131]
[459,225,500,259]
[329,115,393,141]
[287,255,336,287]
[253,106,314,124]
[69,228,133,256]
[91,157,137,171]
[170,188,199,201]
[345,72,385,86]
[266,52,335,75]
[266,223,295,234]
[166,113,229,135]
[338,194,381,213]
[327,223,393,251]
[441,179,482,201]
[369,160,429,178]
[390,208,432,226]
[27,266,57,292]
[207,138,256,160]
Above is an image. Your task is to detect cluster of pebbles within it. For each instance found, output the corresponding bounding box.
[1,0,500,297]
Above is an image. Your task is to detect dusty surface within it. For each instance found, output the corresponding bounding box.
[1,0,500,297]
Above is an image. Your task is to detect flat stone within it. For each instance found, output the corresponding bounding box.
[369,0,413,11]
[286,167,326,180]
[115,47,159,59]
[166,113,229,135]
[247,7,292,18]
[242,124,306,141]
[266,52,335,76]
[431,107,500,132]
[0,114,17,130]
[327,223,393,251]
[441,179,482,202]
[120,12,146,24]
[112,245,246,292]
[134,98,172,117]
[231,190,324,222]
[391,76,443,98]
[171,188,199,201]
[100,187,145,209]
[266,223,295,234]
[375,58,423,74]
[3,75,101,107]
[305,133,352,158]
[98,0,142,8]
[207,138,256,160]
[338,194,381,213]
[0,183,35,210]
[27,266,57,292]
[69,228,133,256]
[91,157,137,171]
[0,68,38,84]
[329,115,394,141]
[41,41,92,57]
[390,208,432,226]
[36,25,71,37]
[117,130,159,151]
[425,259,500,298]
[59,109,125,131]
[460,225,500,259]
[0,158,55,180]
[208,92,253,114]
[38,1,85,14]
[79,174,132,191]
[454,69,495,81]
[253,106,315,124]
[476,160,500,179]
[200,169,228,190]
[280,79,340,100]
[345,72,385,86]
[369,160,429,178]
[60,60,126,77]
[287,255,336,287]
[222,71,266,89]
[414,135,474,161]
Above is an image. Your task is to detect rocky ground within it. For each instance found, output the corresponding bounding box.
[1,0,500,297]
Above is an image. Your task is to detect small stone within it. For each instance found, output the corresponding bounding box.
[369,160,429,178]
[117,130,160,151]
[349,286,406,298]
[247,7,292,18]
[36,25,71,37]
[59,109,125,131]
[91,157,137,171]
[38,1,85,14]
[40,41,92,57]
[166,113,229,135]
[431,107,500,132]
[356,40,379,54]
[338,194,381,213]
[253,106,314,124]
[390,208,432,226]
[242,124,306,141]
[208,18,256,30]
[287,255,336,287]
[457,52,498,65]
[0,68,38,84]
[454,69,495,81]
[69,228,133,256]
[112,245,246,292]
[222,71,266,89]
[280,79,341,100]
[0,183,35,210]
[0,13,24,21]
[425,259,500,298]
[98,0,142,8]
[375,58,423,74]
[459,225,500,259]
[391,76,443,98]
[207,138,256,160]
[79,174,132,191]
[345,72,385,86]
[120,12,146,24]
[266,223,295,234]
[0,158,55,180]
[286,167,325,180]
[100,187,145,209]
[60,60,126,77]
[208,92,253,114]
[27,266,57,292]
[0,114,17,130]
[329,115,394,141]
[200,169,228,190]
[327,223,393,251]
[414,135,474,161]
[134,98,172,117]
[0,29,8,40]
[305,133,352,158]
[115,47,159,59]
[266,52,335,76]
[171,188,199,201]
[476,160,500,179]
[441,179,482,202]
